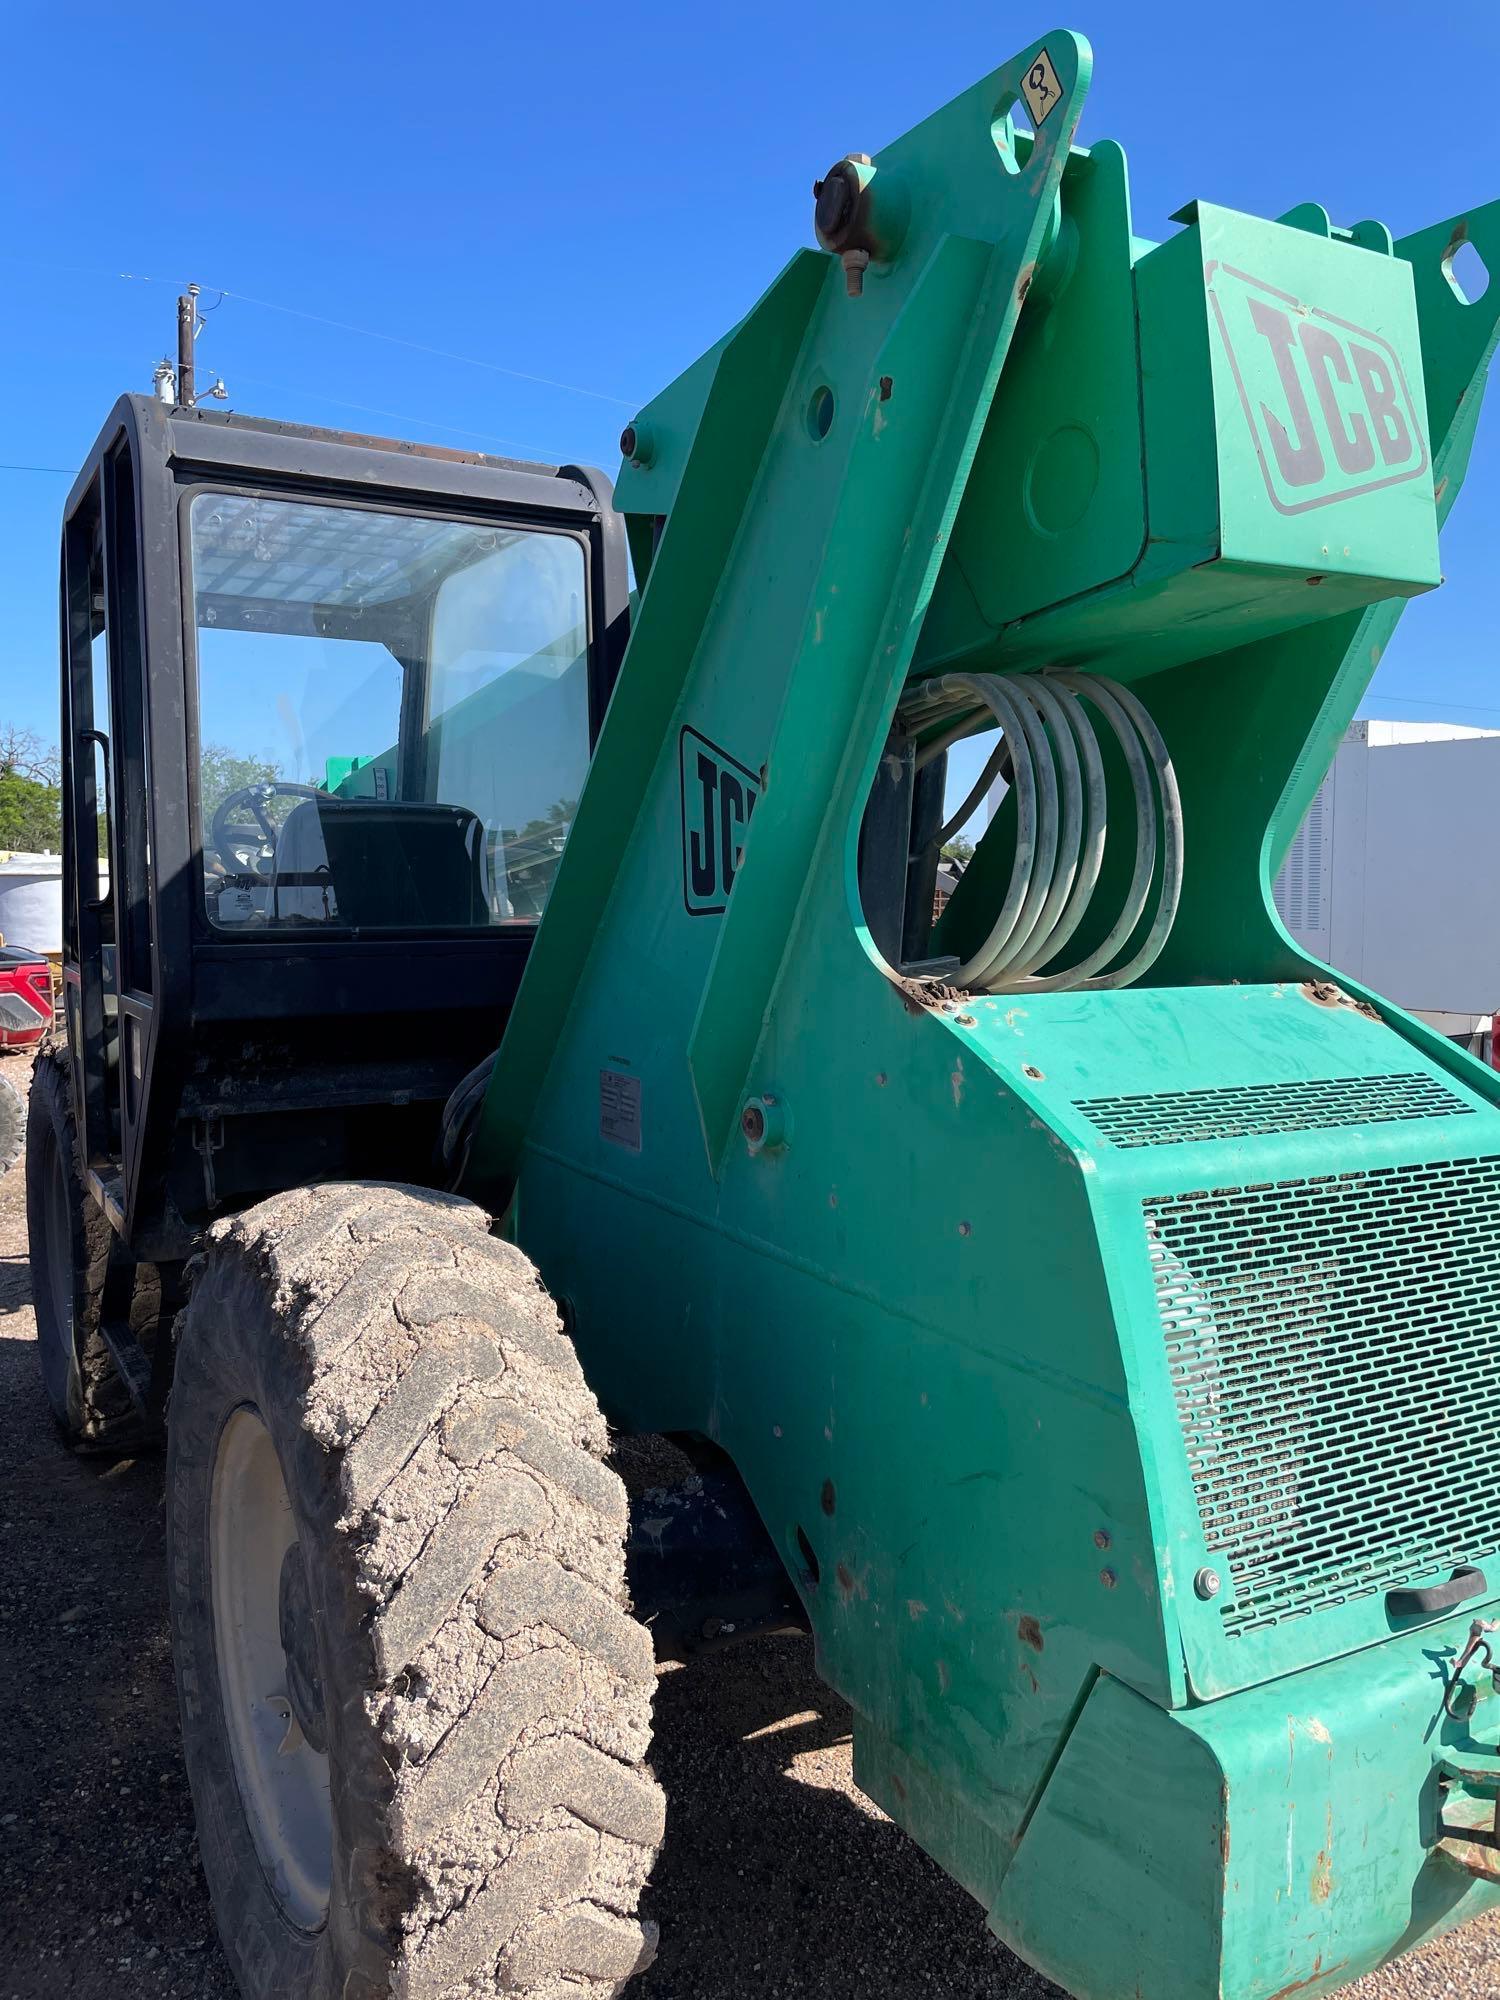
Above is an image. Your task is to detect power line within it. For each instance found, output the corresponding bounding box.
[204,284,641,410]
[0,463,75,475]
[0,255,640,410]
[1371,690,1500,721]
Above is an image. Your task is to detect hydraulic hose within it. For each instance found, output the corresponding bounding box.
[897,669,1183,994]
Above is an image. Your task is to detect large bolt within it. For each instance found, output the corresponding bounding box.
[814,168,857,240]
[1194,1567,1222,1601]
[619,419,655,469]
[812,151,908,289]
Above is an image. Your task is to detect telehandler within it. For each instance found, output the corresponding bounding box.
[27,26,1500,2000]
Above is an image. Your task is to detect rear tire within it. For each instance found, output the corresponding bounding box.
[25,1047,150,1451]
[167,1181,663,2000]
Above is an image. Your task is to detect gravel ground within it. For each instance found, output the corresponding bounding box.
[2,1054,1499,1998]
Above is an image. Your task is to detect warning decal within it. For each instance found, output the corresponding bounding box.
[1021,48,1063,126]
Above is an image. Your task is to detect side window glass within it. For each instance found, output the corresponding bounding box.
[427,533,589,918]
[89,614,111,914]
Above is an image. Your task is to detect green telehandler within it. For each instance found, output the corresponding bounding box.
[26,26,1500,1999]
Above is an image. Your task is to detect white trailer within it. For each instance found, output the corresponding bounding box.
[1273,719,1500,1047]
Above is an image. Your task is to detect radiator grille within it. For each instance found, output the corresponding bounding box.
[1146,1156,1500,1637]
[1082,1074,1472,1147]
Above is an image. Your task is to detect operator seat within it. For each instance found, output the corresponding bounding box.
[269,802,338,923]
[271,797,491,929]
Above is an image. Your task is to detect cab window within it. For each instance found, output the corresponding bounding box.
[189,490,590,931]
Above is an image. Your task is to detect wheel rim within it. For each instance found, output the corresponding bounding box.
[210,1405,332,1932]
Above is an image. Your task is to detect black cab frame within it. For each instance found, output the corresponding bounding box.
[59,396,627,1266]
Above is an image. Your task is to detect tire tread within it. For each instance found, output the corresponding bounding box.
[173,1181,661,2000]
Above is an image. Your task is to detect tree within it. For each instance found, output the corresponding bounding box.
[0,727,60,787]
[497,797,577,916]
[199,743,288,822]
[0,729,62,852]
[941,835,975,868]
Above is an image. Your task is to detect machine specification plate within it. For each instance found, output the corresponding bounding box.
[600,1069,642,1153]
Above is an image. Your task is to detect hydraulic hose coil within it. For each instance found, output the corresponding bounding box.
[898,670,1183,995]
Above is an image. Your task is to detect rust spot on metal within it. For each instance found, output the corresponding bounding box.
[890,972,969,1016]
[836,1560,855,1595]
[1311,1803,1334,1902]
[1018,1615,1045,1653]
[1267,1959,1341,2000]
[1440,1832,1500,1884]
[936,1658,951,1693]
[1016,260,1037,302]
[891,1772,907,1801]
[820,1479,836,1517]
[1297,977,1382,1022]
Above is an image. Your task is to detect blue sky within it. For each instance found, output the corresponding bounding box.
[3,0,1498,797]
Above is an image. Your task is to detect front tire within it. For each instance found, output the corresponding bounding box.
[166,1181,663,2000]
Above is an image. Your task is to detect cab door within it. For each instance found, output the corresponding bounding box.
[60,435,155,1227]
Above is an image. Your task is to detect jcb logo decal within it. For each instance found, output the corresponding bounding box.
[680,726,759,916]
[1208,262,1429,513]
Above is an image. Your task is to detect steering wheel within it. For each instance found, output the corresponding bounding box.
[210,781,325,874]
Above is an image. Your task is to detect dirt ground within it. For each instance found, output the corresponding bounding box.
[2,1055,1500,1999]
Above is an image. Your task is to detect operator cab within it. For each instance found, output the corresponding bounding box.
[60,397,627,1253]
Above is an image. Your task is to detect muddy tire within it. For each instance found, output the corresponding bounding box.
[25,1046,150,1451]
[166,1181,662,2000]
[0,1065,23,1178]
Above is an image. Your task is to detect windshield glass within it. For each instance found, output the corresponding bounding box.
[190,490,589,932]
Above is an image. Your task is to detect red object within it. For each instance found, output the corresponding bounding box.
[0,949,51,1050]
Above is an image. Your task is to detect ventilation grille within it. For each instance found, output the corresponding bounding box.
[1081,1074,1473,1147]
[1273,773,1332,945]
[1147,1156,1500,1638]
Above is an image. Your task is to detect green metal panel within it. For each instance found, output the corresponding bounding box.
[927,140,1148,644]
[462,36,1500,2000]
[924,194,1441,682]
[995,1617,1500,2000]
